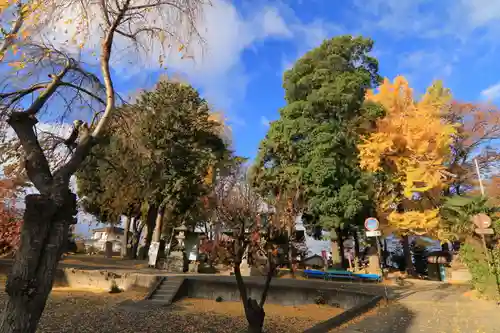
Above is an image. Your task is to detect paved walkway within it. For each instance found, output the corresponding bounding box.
[339,281,500,333]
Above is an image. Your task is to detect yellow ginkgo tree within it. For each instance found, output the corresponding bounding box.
[358,76,457,237]
[0,0,48,61]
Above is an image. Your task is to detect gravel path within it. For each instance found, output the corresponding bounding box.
[337,282,500,333]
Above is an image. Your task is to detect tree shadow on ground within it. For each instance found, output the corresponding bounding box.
[336,303,415,333]
[387,280,471,302]
[116,300,190,313]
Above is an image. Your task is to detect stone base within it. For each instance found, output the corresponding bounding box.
[165,251,185,273]
[188,262,198,273]
[240,262,251,276]
[366,254,381,275]
[450,268,472,283]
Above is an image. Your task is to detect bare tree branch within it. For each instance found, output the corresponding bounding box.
[0,2,25,61]
[6,112,53,193]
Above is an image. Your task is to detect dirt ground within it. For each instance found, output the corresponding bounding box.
[177,298,344,322]
[0,286,343,333]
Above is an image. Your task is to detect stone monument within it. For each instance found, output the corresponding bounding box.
[365,246,381,275]
[165,224,188,273]
[104,241,113,258]
[239,246,251,276]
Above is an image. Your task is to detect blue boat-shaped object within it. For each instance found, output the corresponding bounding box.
[303,269,382,282]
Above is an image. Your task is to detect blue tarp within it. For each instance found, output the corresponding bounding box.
[303,269,382,282]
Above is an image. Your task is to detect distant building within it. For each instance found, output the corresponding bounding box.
[301,254,325,269]
[85,227,130,253]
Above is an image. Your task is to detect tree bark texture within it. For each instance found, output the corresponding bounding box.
[353,230,361,270]
[338,228,348,269]
[121,216,131,258]
[287,225,295,278]
[0,192,76,333]
[234,265,266,333]
[140,205,158,260]
[402,235,414,275]
[130,217,144,259]
[152,205,165,243]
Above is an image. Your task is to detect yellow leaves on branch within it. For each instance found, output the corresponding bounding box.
[204,165,214,186]
[358,76,458,237]
[358,76,457,198]
[0,0,10,12]
[388,209,440,236]
[208,111,232,144]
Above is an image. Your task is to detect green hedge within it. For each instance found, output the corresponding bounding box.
[460,241,500,299]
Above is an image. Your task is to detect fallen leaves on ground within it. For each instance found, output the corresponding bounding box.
[177,298,343,322]
[0,290,342,333]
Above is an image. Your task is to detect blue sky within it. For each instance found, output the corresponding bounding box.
[1,0,500,235]
[19,0,500,158]
[6,0,500,235]
[96,0,500,161]
[4,0,500,160]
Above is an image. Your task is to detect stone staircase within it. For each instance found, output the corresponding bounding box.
[146,277,185,305]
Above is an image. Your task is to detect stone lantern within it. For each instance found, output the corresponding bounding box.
[175,224,188,251]
[165,224,188,273]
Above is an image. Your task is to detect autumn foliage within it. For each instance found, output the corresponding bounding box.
[358,76,457,236]
[446,101,500,194]
[0,178,23,256]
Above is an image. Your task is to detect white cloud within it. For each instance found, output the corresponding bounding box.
[397,50,454,85]
[460,0,500,28]
[260,116,270,127]
[279,19,343,75]
[351,0,447,38]
[480,82,500,101]
[40,0,295,124]
[260,7,293,37]
[1,122,74,178]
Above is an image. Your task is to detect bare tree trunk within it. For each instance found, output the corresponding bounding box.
[287,225,295,278]
[353,229,360,270]
[232,239,275,333]
[121,215,131,258]
[330,229,341,269]
[131,218,143,259]
[402,235,414,276]
[383,238,389,268]
[338,228,347,269]
[331,240,341,268]
[152,205,165,243]
[141,205,158,260]
[234,264,266,333]
[0,192,76,333]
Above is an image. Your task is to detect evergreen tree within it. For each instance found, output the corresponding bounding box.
[251,35,382,266]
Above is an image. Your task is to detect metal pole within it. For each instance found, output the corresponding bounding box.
[375,236,383,279]
[474,158,492,266]
[474,158,485,196]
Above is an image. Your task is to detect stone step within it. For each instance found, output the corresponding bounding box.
[0,277,6,294]
[153,290,177,297]
[148,298,170,304]
[147,277,184,305]
[156,283,180,291]
[158,282,180,289]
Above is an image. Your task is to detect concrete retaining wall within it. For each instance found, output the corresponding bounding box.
[0,264,159,292]
[53,269,159,291]
[183,277,374,309]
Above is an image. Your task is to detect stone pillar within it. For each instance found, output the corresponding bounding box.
[104,241,113,258]
[239,245,251,276]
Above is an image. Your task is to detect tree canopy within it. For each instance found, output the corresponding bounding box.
[358,76,457,237]
[251,35,382,232]
[76,80,230,231]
